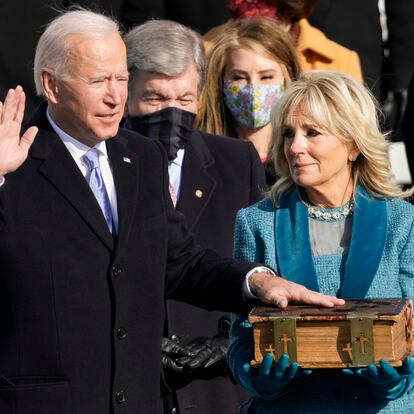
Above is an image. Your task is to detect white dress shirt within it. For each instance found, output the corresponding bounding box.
[168,148,185,200]
[46,110,119,232]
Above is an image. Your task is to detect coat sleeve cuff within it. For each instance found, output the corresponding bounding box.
[243,266,276,299]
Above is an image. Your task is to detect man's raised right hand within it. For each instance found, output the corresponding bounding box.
[0,86,38,177]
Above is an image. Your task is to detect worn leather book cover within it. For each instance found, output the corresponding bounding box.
[248,298,413,368]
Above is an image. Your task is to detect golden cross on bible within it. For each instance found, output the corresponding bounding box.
[357,334,369,354]
[265,344,276,359]
[280,334,292,354]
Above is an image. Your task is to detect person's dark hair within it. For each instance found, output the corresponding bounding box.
[275,0,320,22]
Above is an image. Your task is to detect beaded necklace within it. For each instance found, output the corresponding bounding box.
[297,190,354,222]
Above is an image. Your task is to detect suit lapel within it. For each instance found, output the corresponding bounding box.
[340,186,387,298]
[274,185,387,298]
[275,188,319,291]
[106,134,139,250]
[32,130,114,251]
[177,131,216,230]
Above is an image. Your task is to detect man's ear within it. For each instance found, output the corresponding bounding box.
[41,69,59,104]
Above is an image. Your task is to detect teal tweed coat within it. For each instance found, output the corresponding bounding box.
[229,186,414,413]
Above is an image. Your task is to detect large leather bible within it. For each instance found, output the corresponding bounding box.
[248,298,413,368]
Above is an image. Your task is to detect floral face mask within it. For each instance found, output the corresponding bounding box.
[223,81,284,130]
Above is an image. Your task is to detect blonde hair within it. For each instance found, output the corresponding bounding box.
[271,70,413,202]
[196,17,301,136]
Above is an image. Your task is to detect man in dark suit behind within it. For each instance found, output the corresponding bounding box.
[123,20,265,414]
[0,9,344,414]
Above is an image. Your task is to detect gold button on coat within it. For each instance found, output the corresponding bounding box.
[195,190,203,198]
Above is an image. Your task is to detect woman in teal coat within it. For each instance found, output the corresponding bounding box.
[229,70,414,413]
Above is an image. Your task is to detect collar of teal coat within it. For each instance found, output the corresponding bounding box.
[274,185,387,298]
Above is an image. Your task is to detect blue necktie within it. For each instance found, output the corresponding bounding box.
[83,148,114,233]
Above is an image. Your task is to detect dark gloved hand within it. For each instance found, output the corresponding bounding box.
[176,316,231,378]
[161,317,233,390]
[161,336,195,391]
[382,89,408,139]
[176,336,229,375]
[162,336,193,357]
[241,353,312,399]
[343,357,414,400]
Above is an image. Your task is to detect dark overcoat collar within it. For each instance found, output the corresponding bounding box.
[28,103,139,252]
[176,130,216,230]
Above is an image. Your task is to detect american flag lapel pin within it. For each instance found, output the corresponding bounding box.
[123,157,132,164]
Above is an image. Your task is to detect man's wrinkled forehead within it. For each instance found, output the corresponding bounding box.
[63,32,127,74]
[132,64,199,95]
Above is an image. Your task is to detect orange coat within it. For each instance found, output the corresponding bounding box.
[297,19,363,82]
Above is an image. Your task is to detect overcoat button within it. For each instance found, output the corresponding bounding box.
[195,190,203,198]
[116,390,126,403]
[171,408,178,414]
[117,327,127,339]
[112,265,122,277]
[170,334,179,342]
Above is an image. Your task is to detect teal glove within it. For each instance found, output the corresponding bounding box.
[343,357,414,400]
[242,353,311,399]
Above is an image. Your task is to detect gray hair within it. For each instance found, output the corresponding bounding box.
[34,9,120,97]
[124,20,205,95]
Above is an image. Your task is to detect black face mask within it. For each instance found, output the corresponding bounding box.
[125,107,196,162]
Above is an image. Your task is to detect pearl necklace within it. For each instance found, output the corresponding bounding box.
[298,192,354,222]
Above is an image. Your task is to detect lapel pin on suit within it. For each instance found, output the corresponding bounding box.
[123,156,132,164]
[195,189,203,198]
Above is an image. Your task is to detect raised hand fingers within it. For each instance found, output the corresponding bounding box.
[13,86,26,125]
[1,87,25,124]
[1,89,16,123]
[20,127,38,151]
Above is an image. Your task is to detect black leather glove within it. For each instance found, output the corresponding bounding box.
[161,317,233,391]
[382,89,408,140]
[176,317,232,379]
[177,336,229,372]
[162,336,193,357]
[161,336,195,391]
